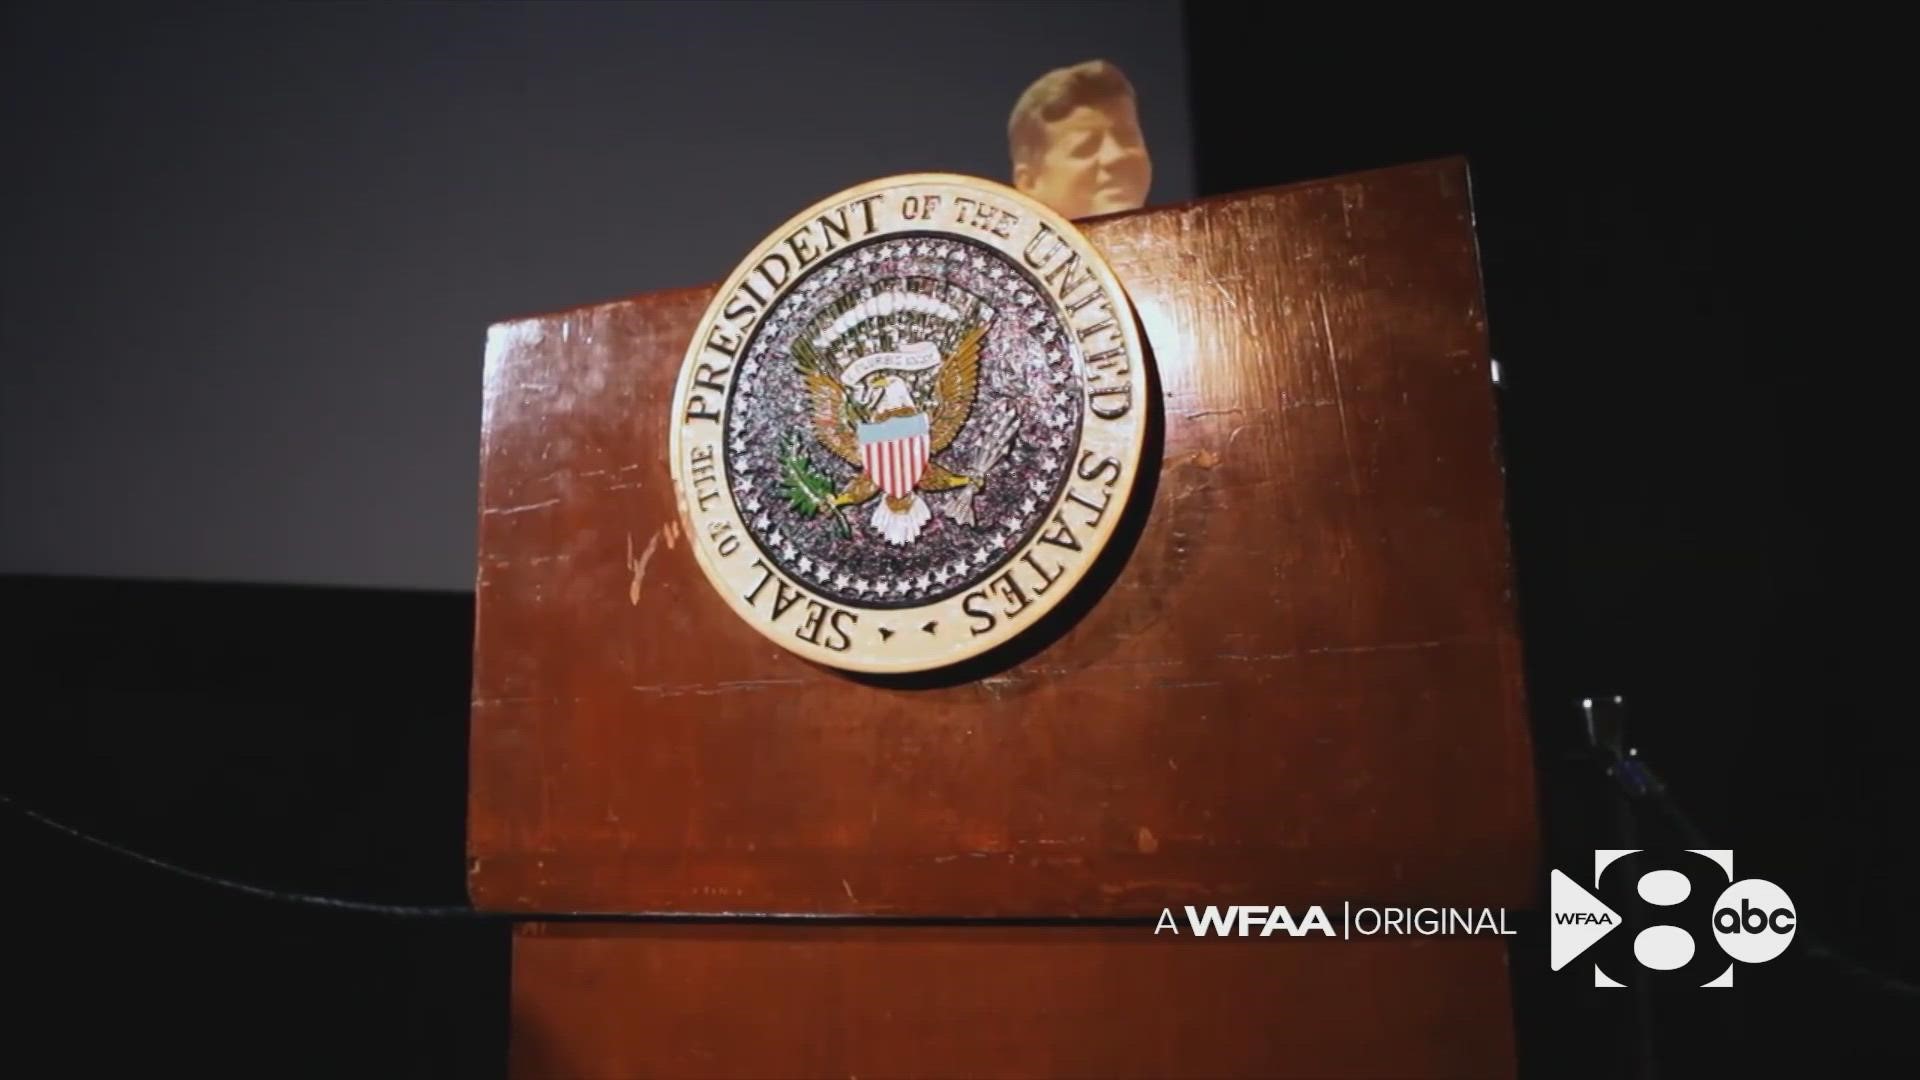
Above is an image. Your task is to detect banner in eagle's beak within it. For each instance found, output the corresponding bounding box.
[838,340,942,387]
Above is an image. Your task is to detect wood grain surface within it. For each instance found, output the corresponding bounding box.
[507,923,1518,1079]
[467,156,1539,916]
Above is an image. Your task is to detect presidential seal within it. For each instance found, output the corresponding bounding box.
[670,174,1147,673]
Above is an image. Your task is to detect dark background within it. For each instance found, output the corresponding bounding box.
[0,1,1195,591]
[3,4,1901,1077]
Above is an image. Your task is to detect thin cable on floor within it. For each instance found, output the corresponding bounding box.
[0,791,1145,927]
[3,791,487,919]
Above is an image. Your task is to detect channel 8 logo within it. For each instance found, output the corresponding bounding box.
[1550,849,1796,987]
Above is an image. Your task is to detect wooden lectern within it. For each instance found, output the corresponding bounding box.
[469,157,1539,1077]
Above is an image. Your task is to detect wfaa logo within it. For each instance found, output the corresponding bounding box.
[1153,904,1514,939]
[1552,849,1796,987]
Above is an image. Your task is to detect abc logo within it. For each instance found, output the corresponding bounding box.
[1712,877,1796,964]
[1551,849,1796,987]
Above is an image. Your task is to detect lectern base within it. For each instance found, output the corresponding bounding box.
[508,925,1516,1078]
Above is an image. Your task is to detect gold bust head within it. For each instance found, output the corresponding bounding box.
[1007,59,1152,219]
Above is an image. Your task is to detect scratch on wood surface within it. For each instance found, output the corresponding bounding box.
[970,656,1188,693]
[484,497,560,518]
[472,695,586,708]
[1171,448,1221,470]
[1211,277,1237,312]
[1136,826,1159,854]
[1217,639,1450,664]
[1311,639,1448,657]
[979,674,1019,700]
[626,529,663,606]
[1318,292,1363,497]
[665,520,680,548]
[1099,879,1208,897]
[842,878,857,901]
[628,677,808,698]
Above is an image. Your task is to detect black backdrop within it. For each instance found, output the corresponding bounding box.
[1177,11,1903,1077]
[3,578,500,1076]
[5,9,1904,1078]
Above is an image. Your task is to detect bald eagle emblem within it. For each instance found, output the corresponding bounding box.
[787,283,1019,545]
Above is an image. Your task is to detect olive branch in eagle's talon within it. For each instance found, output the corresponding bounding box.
[778,431,851,538]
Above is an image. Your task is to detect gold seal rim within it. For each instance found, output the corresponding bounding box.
[668,171,1148,674]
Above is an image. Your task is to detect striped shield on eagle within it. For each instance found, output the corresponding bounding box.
[858,413,931,501]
